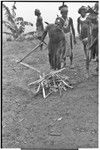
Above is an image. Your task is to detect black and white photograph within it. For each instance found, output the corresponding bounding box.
[1,0,99,149]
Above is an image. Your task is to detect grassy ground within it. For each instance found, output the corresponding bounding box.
[2,38,98,149]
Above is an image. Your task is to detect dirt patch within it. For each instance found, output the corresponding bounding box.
[2,39,98,148]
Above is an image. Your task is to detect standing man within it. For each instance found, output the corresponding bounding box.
[34,9,44,50]
[87,3,98,61]
[87,2,98,72]
[40,18,66,70]
[77,6,90,60]
[57,4,76,68]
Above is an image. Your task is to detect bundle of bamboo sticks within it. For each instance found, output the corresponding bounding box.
[28,68,73,98]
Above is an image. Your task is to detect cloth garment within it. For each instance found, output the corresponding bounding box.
[65,32,72,57]
[62,17,73,57]
[41,24,66,70]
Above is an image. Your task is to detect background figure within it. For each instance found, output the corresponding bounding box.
[77,3,98,75]
[87,2,98,61]
[41,17,66,70]
[58,4,76,68]
[34,9,44,50]
[77,6,90,60]
[87,2,98,71]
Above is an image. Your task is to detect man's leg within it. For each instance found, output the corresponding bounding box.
[85,49,90,78]
[83,44,87,59]
[69,51,74,68]
[49,53,53,69]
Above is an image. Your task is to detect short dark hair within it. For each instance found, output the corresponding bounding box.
[35,9,41,15]
[78,6,87,14]
[59,4,68,11]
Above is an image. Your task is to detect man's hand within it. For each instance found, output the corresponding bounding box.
[39,42,43,50]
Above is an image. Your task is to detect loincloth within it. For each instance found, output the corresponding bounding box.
[65,32,73,57]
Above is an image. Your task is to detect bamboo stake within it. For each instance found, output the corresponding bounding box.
[41,81,46,98]
[28,74,44,86]
[58,74,69,81]
[28,78,43,86]
[20,62,41,74]
[44,91,53,99]
[61,80,73,89]
[34,84,41,94]
[29,68,66,86]
[50,68,65,75]
[56,74,73,89]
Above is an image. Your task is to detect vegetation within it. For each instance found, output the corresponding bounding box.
[3,3,33,40]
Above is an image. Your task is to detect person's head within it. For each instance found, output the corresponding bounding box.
[55,16,65,29]
[34,9,41,16]
[59,5,68,19]
[78,6,87,17]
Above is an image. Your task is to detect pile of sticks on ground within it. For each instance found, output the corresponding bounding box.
[28,68,73,98]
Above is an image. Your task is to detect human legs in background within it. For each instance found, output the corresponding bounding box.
[82,38,88,59]
[64,33,74,69]
[69,51,73,66]
[82,38,90,77]
[63,50,74,69]
[85,50,90,77]
[83,44,87,59]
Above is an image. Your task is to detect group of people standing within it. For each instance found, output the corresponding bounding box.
[34,2,98,72]
[77,3,98,72]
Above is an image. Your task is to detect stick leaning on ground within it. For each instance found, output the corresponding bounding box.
[17,42,44,64]
[19,62,41,74]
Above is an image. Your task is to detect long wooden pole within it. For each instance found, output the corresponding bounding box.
[19,62,41,74]
[17,42,43,63]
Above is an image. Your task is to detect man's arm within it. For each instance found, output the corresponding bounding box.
[77,17,81,35]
